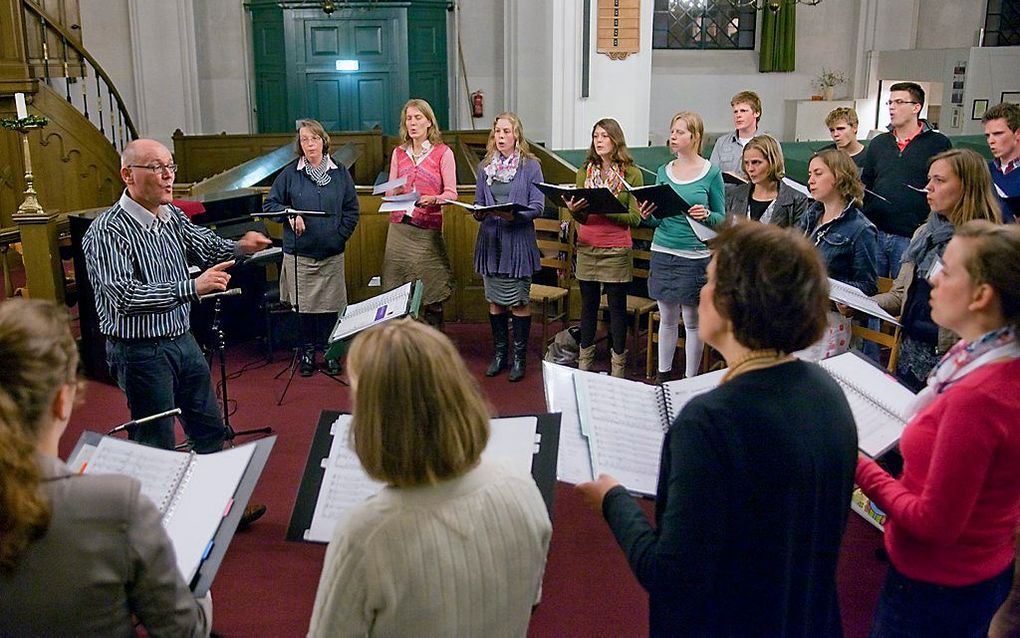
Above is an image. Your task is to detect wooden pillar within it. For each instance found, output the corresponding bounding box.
[0,0,30,82]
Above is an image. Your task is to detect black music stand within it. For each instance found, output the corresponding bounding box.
[265,209,347,405]
[206,294,274,443]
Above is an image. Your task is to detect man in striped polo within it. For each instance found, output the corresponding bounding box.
[83,139,271,455]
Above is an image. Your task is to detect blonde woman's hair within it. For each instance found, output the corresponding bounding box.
[0,299,80,574]
[741,134,786,184]
[954,220,1020,330]
[347,319,491,487]
[398,99,444,147]
[295,119,330,156]
[928,148,1002,227]
[811,149,864,206]
[483,111,537,165]
[670,111,705,156]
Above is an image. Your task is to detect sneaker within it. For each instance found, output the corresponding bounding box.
[324,357,342,376]
[299,348,315,377]
[238,503,267,530]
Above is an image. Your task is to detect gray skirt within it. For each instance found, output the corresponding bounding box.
[483,274,531,307]
[280,252,347,314]
[648,251,709,306]
[575,245,632,283]
[381,221,454,306]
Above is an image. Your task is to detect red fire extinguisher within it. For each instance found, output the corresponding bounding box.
[471,90,484,119]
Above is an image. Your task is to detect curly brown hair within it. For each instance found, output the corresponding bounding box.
[710,221,830,353]
[810,149,864,207]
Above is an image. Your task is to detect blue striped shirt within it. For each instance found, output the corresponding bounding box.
[82,191,239,339]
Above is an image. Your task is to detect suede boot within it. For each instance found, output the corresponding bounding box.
[485,313,510,377]
[610,349,628,378]
[578,345,596,371]
[508,314,531,382]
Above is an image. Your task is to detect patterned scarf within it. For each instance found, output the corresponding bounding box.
[484,150,521,185]
[907,326,1020,417]
[303,158,332,187]
[585,163,625,194]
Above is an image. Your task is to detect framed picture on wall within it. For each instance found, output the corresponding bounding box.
[1002,92,1020,105]
[972,99,989,120]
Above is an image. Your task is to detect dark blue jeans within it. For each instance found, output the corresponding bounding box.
[871,564,1013,637]
[106,333,225,454]
[876,230,910,279]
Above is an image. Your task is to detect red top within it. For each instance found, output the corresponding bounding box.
[387,143,457,230]
[856,358,1020,586]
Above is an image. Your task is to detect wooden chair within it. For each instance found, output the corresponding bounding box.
[850,276,901,373]
[530,218,573,347]
[597,226,657,369]
[645,310,714,380]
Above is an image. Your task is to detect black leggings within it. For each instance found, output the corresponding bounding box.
[578,280,628,354]
[301,312,338,349]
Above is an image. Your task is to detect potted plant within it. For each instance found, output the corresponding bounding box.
[813,68,847,101]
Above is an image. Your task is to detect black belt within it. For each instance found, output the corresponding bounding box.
[106,333,187,345]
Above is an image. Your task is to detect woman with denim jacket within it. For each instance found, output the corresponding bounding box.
[797,149,878,295]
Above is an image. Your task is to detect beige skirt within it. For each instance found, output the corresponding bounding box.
[280,252,347,314]
[575,245,632,283]
[381,221,453,306]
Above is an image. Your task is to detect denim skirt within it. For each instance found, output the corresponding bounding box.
[648,251,709,305]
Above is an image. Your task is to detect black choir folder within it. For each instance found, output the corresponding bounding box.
[67,432,275,597]
[542,353,912,497]
[288,410,561,544]
[324,280,423,361]
[536,182,628,214]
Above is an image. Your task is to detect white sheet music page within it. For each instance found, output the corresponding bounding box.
[165,444,256,583]
[573,373,666,496]
[306,415,385,543]
[84,437,191,514]
[541,362,594,485]
[828,278,900,324]
[484,416,538,477]
[819,353,915,458]
[373,175,407,195]
[330,281,413,341]
[661,367,727,423]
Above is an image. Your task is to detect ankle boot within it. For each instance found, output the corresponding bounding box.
[485,313,510,377]
[610,349,628,378]
[508,314,531,382]
[578,345,596,371]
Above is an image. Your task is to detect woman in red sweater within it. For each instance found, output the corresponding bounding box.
[856,220,1020,636]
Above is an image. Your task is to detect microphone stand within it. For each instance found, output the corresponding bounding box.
[207,294,273,442]
[270,210,347,406]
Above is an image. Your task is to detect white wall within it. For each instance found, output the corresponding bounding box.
[80,0,138,126]
[916,0,984,49]
[506,0,553,144]
[649,0,858,144]
[450,0,504,131]
[193,1,252,134]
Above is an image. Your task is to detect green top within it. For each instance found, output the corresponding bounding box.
[567,163,644,228]
[646,160,726,251]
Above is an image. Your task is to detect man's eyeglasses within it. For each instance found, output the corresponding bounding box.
[127,163,178,174]
[886,99,919,107]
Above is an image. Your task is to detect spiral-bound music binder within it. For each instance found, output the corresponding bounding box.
[66,432,275,596]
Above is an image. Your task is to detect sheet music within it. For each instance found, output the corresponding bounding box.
[304,414,540,543]
[828,278,900,324]
[687,217,718,242]
[83,438,191,514]
[330,281,413,341]
[573,373,667,496]
[378,201,417,214]
[165,444,255,583]
[382,191,419,203]
[819,353,915,458]
[542,361,594,485]
[781,177,811,198]
[373,175,407,195]
[661,368,728,422]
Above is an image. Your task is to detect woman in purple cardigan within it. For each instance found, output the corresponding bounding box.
[472,112,545,382]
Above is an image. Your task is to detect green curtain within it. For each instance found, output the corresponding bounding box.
[759,5,796,73]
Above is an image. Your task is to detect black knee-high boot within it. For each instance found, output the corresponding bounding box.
[486,313,510,377]
[508,314,531,382]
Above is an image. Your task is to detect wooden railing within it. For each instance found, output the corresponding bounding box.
[20,0,137,151]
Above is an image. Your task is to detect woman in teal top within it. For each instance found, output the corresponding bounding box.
[641,111,725,382]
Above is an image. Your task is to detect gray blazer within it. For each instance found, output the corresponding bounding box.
[0,455,208,637]
[725,181,811,229]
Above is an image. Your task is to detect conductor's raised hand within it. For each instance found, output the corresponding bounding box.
[196,260,234,296]
[237,231,272,254]
[288,215,306,237]
[688,204,710,221]
[638,200,657,220]
[575,474,622,513]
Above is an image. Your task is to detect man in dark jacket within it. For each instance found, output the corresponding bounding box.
[861,81,952,277]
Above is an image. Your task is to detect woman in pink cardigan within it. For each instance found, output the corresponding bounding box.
[856,220,1020,636]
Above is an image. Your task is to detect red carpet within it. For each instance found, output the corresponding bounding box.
[63,323,886,637]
